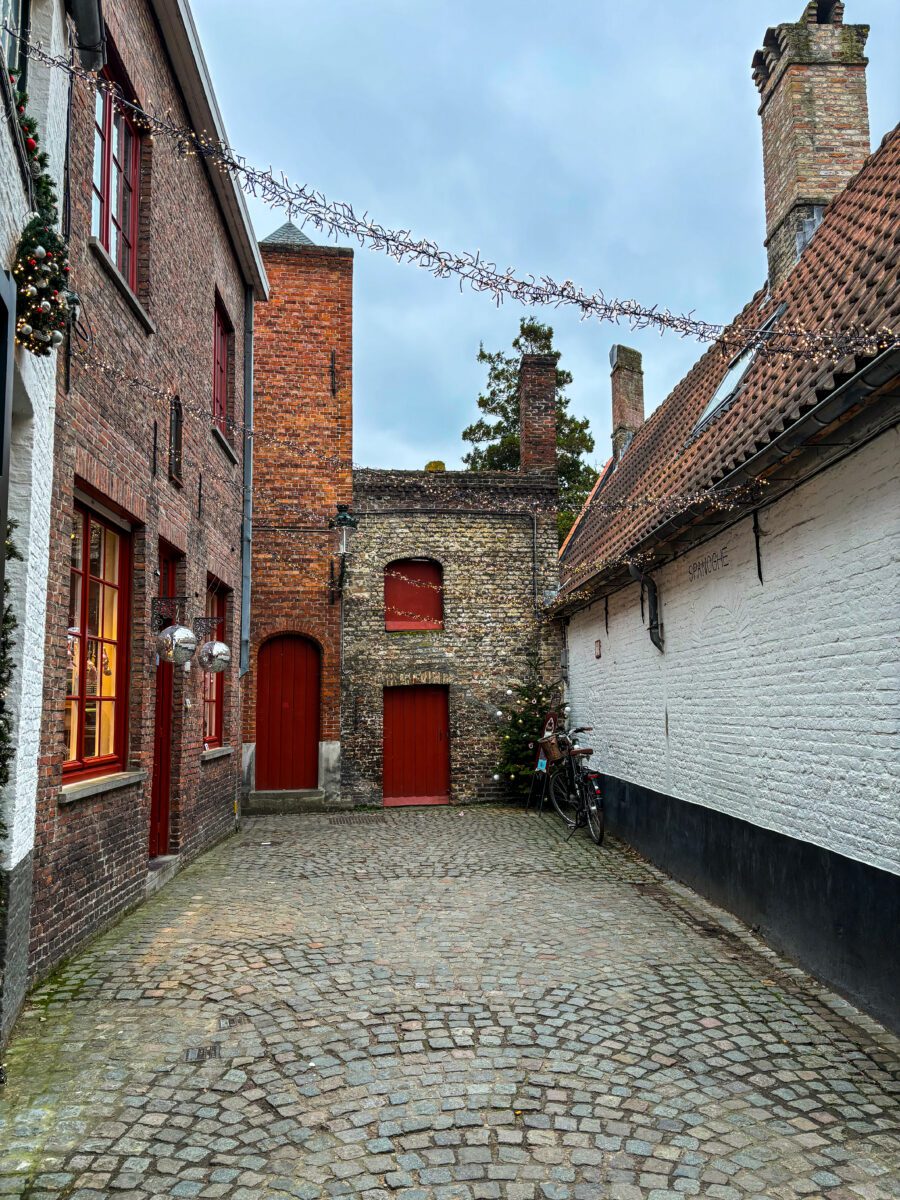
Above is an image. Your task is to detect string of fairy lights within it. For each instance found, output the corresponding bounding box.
[7,27,899,364]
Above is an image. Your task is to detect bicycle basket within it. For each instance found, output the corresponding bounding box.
[539,733,564,763]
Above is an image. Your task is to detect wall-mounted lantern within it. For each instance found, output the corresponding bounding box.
[329,503,359,602]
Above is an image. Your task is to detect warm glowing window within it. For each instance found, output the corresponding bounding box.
[213,298,232,436]
[91,47,141,290]
[65,505,129,778]
[384,559,443,631]
[202,584,226,749]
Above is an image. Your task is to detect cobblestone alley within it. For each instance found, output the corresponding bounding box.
[1,808,898,1200]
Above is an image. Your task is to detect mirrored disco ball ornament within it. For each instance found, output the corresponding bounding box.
[197,640,231,673]
[156,623,197,665]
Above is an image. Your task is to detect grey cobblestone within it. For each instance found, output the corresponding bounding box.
[0,807,898,1199]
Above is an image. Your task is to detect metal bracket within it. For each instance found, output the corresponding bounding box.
[151,595,187,633]
[193,617,223,641]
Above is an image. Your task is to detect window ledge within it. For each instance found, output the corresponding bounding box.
[211,425,239,465]
[88,238,155,335]
[59,768,148,806]
[201,745,233,763]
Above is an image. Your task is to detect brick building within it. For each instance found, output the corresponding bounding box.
[28,0,267,984]
[244,229,561,809]
[557,1,900,1027]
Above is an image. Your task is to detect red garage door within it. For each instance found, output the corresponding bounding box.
[383,685,450,806]
[256,635,320,790]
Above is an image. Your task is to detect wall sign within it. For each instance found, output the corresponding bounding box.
[687,546,730,583]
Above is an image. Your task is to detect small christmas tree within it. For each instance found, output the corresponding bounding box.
[493,659,558,801]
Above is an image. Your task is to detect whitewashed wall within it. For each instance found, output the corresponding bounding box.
[0,0,68,870]
[567,428,900,877]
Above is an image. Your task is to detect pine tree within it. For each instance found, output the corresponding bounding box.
[461,317,596,542]
[493,662,558,801]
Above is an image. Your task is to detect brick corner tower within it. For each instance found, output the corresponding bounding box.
[243,222,353,807]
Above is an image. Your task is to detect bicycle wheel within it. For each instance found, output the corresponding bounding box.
[582,775,605,846]
[549,768,579,828]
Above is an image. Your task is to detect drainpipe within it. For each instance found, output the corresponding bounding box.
[239,284,253,676]
[628,563,664,652]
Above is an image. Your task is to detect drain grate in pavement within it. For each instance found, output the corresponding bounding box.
[184,1043,221,1064]
[217,1013,251,1031]
[329,813,387,826]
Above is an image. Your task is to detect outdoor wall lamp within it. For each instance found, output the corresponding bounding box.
[329,503,359,602]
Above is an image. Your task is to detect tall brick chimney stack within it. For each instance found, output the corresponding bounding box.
[518,353,558,475]
[753,1,870,292]
[609,345,644,461]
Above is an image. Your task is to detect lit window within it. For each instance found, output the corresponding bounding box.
[692,304,786,437]
[213,298,232,436]
[168,396,183,484]
[384,559,443,631]
[91,47,141,290]
[65,504,129,778]
[202,584,226,748]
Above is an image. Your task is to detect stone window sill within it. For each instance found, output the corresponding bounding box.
[88,238,155,335]
[201,745,233,763]
[211,425,239,465]
[59,769,148,806]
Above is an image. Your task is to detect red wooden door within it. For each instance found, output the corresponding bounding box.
[256,635,320,790]
[383,685,450,806]
[149,549,177,857]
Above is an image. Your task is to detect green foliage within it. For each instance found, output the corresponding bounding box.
[0,524,22,840]
[8,70,71,357]
[461,317,597,541]
[494,662,557,801]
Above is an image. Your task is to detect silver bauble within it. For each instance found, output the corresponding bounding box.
[39,300,51,313]
[50,330,64,346]
[156,623,197,665]
[197,640,231,673]
[34,245,47,259]
[19,324,32,336]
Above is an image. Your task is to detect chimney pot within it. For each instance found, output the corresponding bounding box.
[610,344,644,462]
[518,354,558,475]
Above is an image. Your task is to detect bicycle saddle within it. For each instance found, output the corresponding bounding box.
[572,747,593,757]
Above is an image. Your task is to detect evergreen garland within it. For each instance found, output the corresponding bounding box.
[8,70,71,357]
[492,661,557,801]
[0,523,22,840]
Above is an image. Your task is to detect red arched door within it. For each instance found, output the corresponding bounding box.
[256,635,320,790]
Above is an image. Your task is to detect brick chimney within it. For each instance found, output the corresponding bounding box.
[518,353,557,475]
[609,345,644,461]
[753,1,870,292]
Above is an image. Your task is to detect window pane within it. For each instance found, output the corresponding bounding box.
[101,586,118,640]
[83,700,99,759]
[95,88,105,127]
[64,700,78,762]
[100,643,117,697]
[112,110,122,170]
[68,571,82,630]
[103,528,119,583]
[87,580,101,637]
[66,636,80,697]
[86,640,101,696]
[98,702,116,757]
[71,513,84,569]
[91,190,102,240]
[92,129,104,194]
[89,521,102,576]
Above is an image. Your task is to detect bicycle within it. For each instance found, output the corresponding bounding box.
[538,724,605,845]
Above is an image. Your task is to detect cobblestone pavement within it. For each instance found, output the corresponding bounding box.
[1,808,899,1200]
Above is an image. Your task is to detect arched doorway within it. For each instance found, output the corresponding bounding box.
[256,635,321,790]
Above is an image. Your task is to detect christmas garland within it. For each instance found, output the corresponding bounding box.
[8,70,71,356]
[0,523,21,844]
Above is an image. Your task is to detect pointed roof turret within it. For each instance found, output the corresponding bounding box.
[260,220,316,248]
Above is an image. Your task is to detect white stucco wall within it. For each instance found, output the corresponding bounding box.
[567,428,900,877]
[0,1,68,870]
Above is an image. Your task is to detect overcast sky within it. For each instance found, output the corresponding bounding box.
[192,0,900,471]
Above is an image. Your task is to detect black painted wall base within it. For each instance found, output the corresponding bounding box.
[0,850,34,1044]
[603,776,900,1033]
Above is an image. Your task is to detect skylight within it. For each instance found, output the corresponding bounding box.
[692,304,787,436]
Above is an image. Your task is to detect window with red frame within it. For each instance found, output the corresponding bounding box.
[91,48,141,290]
[384,559,444,631]
[213,299,232,436]
[65,504,130,779]
[202,584,226,748]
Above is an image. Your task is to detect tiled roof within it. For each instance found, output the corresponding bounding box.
[260,220,316,248]
[560,124,900,594]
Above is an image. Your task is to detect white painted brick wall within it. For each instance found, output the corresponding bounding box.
[567,429,900,877]
[0,0,67,870]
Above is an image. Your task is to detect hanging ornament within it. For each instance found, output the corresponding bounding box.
[197,640,230,673]
[19,324,32,337]
[25,137,37,152]
[34,245,46,259]
[50,330,64,346]
[156,624,197,665]
[39,300,51,313]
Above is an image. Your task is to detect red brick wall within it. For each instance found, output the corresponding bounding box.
[30,0,249,980]
[518,354,558,476]
[610,345,644,460]
[243,243,353,764]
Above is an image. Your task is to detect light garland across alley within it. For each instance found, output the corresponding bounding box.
[7,28,899,363]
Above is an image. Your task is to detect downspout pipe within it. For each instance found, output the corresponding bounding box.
[628,563,664,652]
[65,0,106,69]
[239,284,253,676]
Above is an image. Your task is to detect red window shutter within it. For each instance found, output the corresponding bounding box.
[385,560,443,631]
